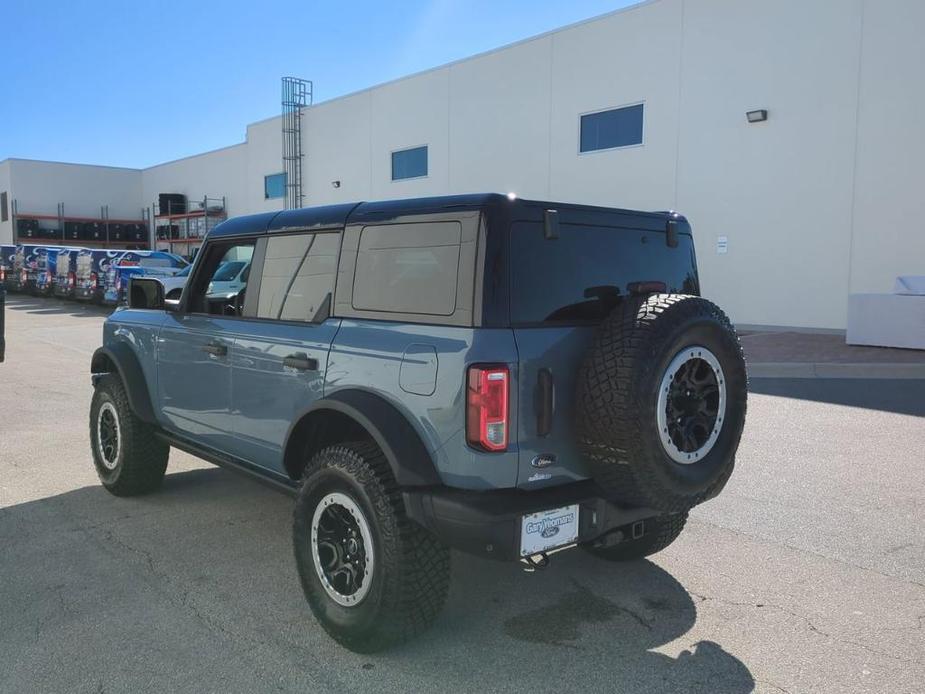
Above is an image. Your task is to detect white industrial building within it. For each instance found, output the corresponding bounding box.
[1,0,923,331]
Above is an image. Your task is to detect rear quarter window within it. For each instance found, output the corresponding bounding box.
[352,221,461,316]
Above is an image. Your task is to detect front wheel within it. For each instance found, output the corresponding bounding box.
[89,374,169,496]
[293,442,450,653]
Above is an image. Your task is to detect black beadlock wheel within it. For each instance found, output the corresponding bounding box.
[293,441,450,653]
[89,374,169,496]
[584,512,688,561]
[575,294,747,512]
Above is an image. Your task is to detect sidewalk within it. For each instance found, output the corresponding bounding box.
[739,331,925,379]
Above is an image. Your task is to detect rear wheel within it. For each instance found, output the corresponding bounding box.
[293,442,450,653]
[89,374,169,496]
[584,512,687,561]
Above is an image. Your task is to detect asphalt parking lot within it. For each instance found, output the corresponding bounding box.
[1,294,923,694]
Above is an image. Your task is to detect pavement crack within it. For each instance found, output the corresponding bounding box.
[757,680,791,694]
[689,517,925,591]
[690,590,925,667]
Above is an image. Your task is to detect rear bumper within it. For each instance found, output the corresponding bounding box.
[403,480,657,562]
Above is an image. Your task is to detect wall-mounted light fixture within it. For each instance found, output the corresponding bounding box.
[746,109,769,124]
[331,180,341,188]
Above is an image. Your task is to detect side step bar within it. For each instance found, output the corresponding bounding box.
[156,431,299,498]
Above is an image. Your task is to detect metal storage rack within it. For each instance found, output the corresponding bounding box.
[153,195,226,259]
[10,199,150,249]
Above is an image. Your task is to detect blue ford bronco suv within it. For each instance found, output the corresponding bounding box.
[89,193,747,652]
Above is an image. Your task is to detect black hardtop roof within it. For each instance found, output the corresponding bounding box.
[208,193,683,239]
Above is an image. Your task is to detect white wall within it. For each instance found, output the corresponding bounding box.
[5,159,143,222]
[849,0,925,296]
[5,0,922,330]
[676,0,863,329]
[304,91,374,205]
[550,0,682,209]
[244,118,286,214]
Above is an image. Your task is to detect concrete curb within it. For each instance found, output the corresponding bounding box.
[749,362,925,380]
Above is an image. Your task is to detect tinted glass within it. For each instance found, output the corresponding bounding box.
[264,172,287,199]
[510,221,697,325]
[352,222,460,316]
[580,104,644,152]
[391,146,428,180]
[190,241,254,315]
[257,234,312,318]
[278,233,339,322]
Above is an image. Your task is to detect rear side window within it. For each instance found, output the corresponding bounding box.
[352,222,460,316]
[257,232,339,322]
[509,221,696,326]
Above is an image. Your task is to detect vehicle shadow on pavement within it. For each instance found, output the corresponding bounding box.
[750,377,925,417]
[0,467,755,693]
[5,294,112,318]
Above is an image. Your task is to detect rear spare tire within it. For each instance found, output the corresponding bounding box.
[576,294,746,512]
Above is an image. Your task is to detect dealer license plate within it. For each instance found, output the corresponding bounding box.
[520,504,580,557]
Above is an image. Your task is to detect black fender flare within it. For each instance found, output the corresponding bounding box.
[90,343,157,424]
[284,389,442,487]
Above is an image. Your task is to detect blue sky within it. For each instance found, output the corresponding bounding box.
[0,0,637,169]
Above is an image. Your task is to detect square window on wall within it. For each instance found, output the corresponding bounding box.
[580,103,644,153]
[265,172,287,199]
[392,146,428,181]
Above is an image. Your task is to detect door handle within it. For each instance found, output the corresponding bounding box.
[202,342,227,357]
[283,353,318,371]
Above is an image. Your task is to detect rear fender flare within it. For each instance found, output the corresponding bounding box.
[284,389,442,487]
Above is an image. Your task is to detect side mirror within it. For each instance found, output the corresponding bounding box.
[128,277,166,311]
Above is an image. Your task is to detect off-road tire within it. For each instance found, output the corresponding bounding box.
[89,374,169,496]
[583,512,687,561]
[576,294,747,512]
[293,441,450,653]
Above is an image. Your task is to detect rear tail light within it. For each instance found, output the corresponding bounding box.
[68,272,76,288]
[0,267,5,282]
[115,273,122,291]
[90,272,98,289]
[45,269,53,284]
[466,365,510,452]
[21,269,28,283]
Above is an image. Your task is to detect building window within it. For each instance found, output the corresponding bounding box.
[264,172,287,199]
[391,146,428,181]
[1,192,7,222]
[579,103,644,153]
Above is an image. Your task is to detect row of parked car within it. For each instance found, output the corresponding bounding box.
[0,244,190,305]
